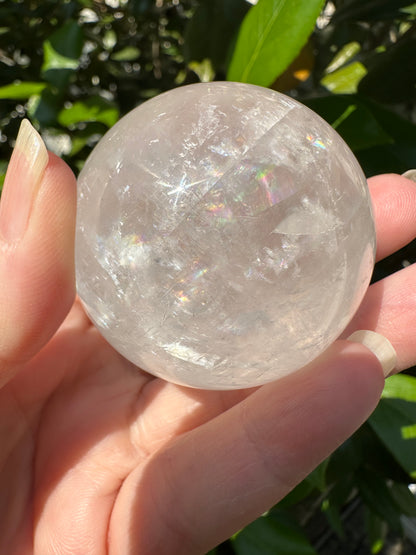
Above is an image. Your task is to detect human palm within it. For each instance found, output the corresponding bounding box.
[1,136,416,554]
[3,298,252,554]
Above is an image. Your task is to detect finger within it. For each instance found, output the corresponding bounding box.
[58,295,93,333]
[109,341,384,554]
[0,121,76,386]
[368,173,416,262]
[129,379,254,455]
[344,263,416,372]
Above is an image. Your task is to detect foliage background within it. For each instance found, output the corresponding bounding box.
[1,0,416,553]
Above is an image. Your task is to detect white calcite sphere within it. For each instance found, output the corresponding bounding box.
[75,82,375,389]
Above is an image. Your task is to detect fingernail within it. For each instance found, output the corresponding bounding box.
[402,170,416,183]
[347,330,397,377]
[0,119,48,243]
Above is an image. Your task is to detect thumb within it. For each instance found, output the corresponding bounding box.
[0,120,76,386]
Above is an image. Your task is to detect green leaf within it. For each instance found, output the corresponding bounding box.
[232,510,317,555]
[383,374,416,402]
[321,498,345,539]
[390,483,416,517]
[111,46,141,61]
[326,436,362,480]
[332,104,393,151]
[227,0,325,86]
[0,160,7,192]
[43,40,80,72]
[327,474,355,509]
[332,0,414,23]
[0,81,48,100]
[402,3,416,15]
[42,20,83,90]
[369,398,416,478]
[68,122,106,156]
[58,97,119,127]
[305,459,329,492]
[188,59,215,83]
[279,458,331,509]
[324,41,361,74]
[320,62,367,94]
[304,94,416,175]
[305,96,393,152]
[358,27,416,103]
[356,468,402,532]
[184,0,249,74]
[43,20,83,65]
[103,30,117,51]
[28,88,61,127]
[364,508,387,554]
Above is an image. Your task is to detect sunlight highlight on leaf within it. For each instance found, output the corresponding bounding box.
[227,0,325,86]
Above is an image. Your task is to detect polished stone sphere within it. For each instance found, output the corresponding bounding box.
[75,82,375,389]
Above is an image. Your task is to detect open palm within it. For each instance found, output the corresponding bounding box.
[1,144,416,555]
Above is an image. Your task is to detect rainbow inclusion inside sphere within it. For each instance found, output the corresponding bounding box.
[75,82,375,390]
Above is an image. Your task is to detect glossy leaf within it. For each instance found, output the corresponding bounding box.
[383,374,416,402]
[327,422,411,488]
[324,41,361,74]
[227,0,325,85]
[43,19,83,64]
[42,20,83,90]
[43,41,79,72]
[0,82,48,100]
[232,511,317,555]
[369,398,416,478]
[320,61,367,94]
[188,59,215,83]
[371,374,416,479]
[58,97,119,128]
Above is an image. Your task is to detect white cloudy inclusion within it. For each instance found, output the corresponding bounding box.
[75,82,376,389]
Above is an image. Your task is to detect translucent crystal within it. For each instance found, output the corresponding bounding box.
[75,82,375,390]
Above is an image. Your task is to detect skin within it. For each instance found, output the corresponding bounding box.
[0,153,416,555]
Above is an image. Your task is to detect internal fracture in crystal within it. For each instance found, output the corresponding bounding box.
[75,82,376,389]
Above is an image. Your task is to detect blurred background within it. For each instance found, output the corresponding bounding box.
[1,1,416,553]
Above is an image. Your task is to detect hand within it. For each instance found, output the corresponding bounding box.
[1,120,415,555]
